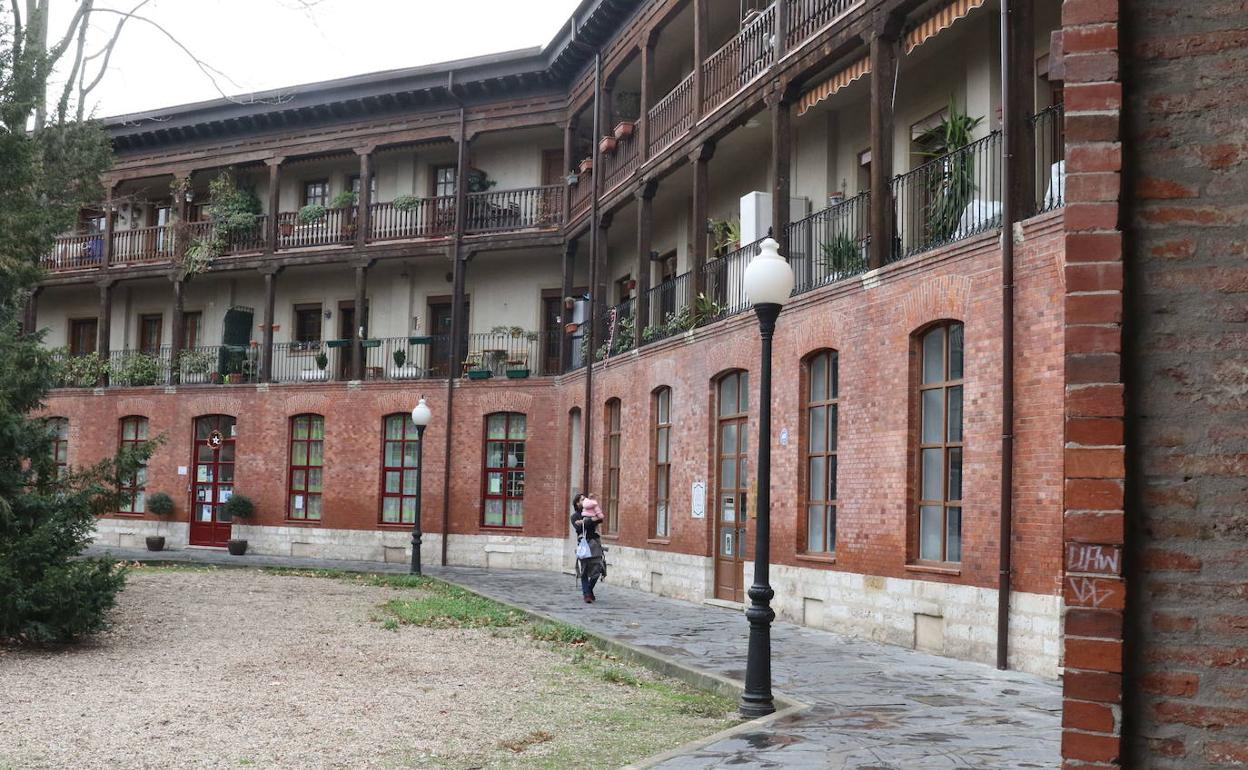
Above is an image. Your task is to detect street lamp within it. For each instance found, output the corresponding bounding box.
[409,396,432,575]
[739,237,793,717]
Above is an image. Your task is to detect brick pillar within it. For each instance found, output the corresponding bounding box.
[1059,0,1125,767]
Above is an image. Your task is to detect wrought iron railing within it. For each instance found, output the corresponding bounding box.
[787,191,870,294]
[703,239,764,320]
[640,271,693,345]
[1032,103,1065,213]
[702,4,776,114]
[889,130,1003,262]
[370,198,455,240]
[785,0,859,49]
[464,186,563,233]
[593,298,637,362]
[462,332,543,378]
[109,347,173,386]
[538,329,563,376]
[648,72,695,157]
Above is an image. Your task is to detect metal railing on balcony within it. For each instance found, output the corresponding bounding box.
[462,331,544,378]
[640,272,694,345]
[277,207,357,249]
[786,0,859,49]
[464,185,563,233]
[1032,103,1065,214]
[702,4,776,115]
[41,233,104,272]
[787,191,870,294]
[890,130,1003,262]
[109,348,173,386]
[591,298,637,362]
[221,215,268,254]
[704,238,764,320]
[648,72,695,157]
[370,197,455,241]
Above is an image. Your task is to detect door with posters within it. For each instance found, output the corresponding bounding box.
[189,415,237,546]
[714,371,749,602]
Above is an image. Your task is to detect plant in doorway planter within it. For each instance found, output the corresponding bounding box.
[145,492,176,551]
[222,494,254,555]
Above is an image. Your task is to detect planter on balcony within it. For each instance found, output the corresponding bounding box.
[564,322,579,333]
[391,365,423,380]
[409,335,433,345]
[325,339,350,349]
[614,121,635,141]
[599,136,617,154]
[279,222,295,236]
[300,369,329,382]
[506,369,530,379]
[579,157,594,174]
[361,339,381,348]
[467,369,493,381]
[182,372,210,385]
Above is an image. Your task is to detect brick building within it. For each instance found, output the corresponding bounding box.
[32,0,1248,764]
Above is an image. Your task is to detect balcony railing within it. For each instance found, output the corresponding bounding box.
[787,191,870,293]
[786,0,859,49]
[648,72,695,158]
[41,233,103,272]
[591,298,637,362]
[111,224,173,266]
[465,185,563,233]
[569,172,594,221]
[601,129,642,194]
[890,130,1003,262]
[1032,103,1065,214]
[463,331,543,378]
[640,272,694,345]
[704,238,764,321]
[370,197,455,241]
[702,4,776,115]
[277,207,357,249]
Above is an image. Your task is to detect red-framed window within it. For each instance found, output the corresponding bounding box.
[803,350,838,554]
[380,413,421,525]
[118,416,149,514]
[916,321,964,563]
[653,387,672,538]
[604,398,621,534]
[48,417,69,478]
[482,412,526,528]
[287,414,324,521]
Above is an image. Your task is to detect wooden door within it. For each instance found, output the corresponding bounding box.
[139,314,163,353]
[714,371,749,602]
[189,415,237,547]
[541,149,565,187]
[541,296,562,376]
[428,300,468,376]
[337,301,370,379]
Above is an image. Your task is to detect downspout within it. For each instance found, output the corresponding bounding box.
[996,0,1016,671]
[440,93,467,567]
[581,49,603,491]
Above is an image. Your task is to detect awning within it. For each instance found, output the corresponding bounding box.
[797,56,871,116]
[905,0,988,53]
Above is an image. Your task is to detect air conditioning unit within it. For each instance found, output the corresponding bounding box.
[740,192,811,244]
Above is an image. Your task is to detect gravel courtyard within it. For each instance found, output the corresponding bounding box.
[0,568,734,770]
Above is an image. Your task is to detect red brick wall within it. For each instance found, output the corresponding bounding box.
[1060,0,1126,766]
[1120,0,1248,767]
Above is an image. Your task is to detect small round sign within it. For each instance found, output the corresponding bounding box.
[208,430,224,449]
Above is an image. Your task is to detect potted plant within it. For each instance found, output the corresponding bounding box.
[302,351,329,382]
[297,203,327,226]
[222,494,254,555]
[613,120,635,141]
[146,492,176,551]
[391,348,422,380]
[599,135,617,154]
[506,365,530,379]
[59,352,110,388]
[112,353,162,387]
[564,322,579,334]
[392,194,422,211]
[178,348,215,384]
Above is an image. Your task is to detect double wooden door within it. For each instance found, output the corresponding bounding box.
[188,415,237,547]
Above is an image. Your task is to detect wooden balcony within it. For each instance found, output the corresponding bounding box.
[702,4,776,115]
[647,72,695,158]
[464,185,563,233]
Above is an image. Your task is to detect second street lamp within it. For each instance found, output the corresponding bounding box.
[409,396,432,575]
[738,237,793,718]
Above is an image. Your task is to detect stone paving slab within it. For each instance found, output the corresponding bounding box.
[84,546,1061,769]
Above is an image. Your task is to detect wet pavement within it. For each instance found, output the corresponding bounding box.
[86,546,1061,769]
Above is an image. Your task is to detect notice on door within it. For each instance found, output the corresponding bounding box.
[691,481,706,519]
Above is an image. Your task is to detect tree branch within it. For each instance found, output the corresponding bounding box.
[78,0,152,101]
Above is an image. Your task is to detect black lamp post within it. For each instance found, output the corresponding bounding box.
[409,395,432,575]
[739,237,794,718]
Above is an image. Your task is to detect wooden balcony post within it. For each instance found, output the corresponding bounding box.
[769,87,793,260]
[1005,0,1036,219]
[97,279,113,386]
[352,262,368,381]
[868,16,902,269]
[449,246,470,378]
[355,148,373,249]
[635,179,657,332]
[259,267,280,382]
[693,0,708,117]
[690,141,716,299]
[22,287,42,336]
[266,157,283,254]
[639,33,654,160]
[169,277,185,385]
[559,238,578,373]
[774,0,789,61]
[100,190,115,270]
[562,117,577,218]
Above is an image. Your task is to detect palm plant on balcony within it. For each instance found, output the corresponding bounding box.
[917,98,984,245]
[819,233,866,278]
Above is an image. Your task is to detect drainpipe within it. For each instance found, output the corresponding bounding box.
[581,49,603,490]
[996,0,1016,671]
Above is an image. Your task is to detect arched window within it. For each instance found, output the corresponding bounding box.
[803,351,838,554]
[47,417,69,478]
[916,321,964,563]
[380,413,421,525]
[483,412,526,528]
[652,387,673,538]
[288,414,325,521]
[118,416,150,514]
[603,399,622,534]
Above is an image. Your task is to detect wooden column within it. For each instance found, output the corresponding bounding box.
[100,192,115,270]
[356,149,374,249]
[449,247,470,376]
[600,84,614,144]
[1005,0,1036,219]
[690,141,716,298]
[23,287,42,336]
[266,157,283,254]
[693,0,708,116]
[97,280,113,386]
[635,179,657,332]
[169,277,185,385]
[352,262,368,381]
[562,117,577,216]
[259,268,280,382]
[639,36,654,159]
[868,21,901,269]
[560,238,578,373]
[769,90,793,259]
[774,0,789,60]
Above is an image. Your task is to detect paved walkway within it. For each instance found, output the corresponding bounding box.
[86,546,1061,769]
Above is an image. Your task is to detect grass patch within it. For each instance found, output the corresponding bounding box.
[528,621,590,645]
[381,582,527,629]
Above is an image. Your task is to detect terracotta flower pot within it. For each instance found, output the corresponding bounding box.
[613,121,635,141]
[579,157,594,174]
[564,322,579,333]
[599,135,618,154]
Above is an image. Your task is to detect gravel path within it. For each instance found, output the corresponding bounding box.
[0,569,728,770]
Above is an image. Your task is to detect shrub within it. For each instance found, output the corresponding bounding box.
[297,203,327,225]
[147,492,175,516]
[221,494,254,519]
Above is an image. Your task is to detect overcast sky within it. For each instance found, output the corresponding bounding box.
[48,0,583,118]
